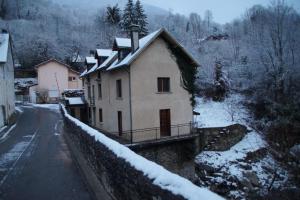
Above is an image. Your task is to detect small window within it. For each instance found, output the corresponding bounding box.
[92,85,95,98]
[116,79,122,98]
[98,83,102,98]
[99,108,103,122]
[68,76,76,81]
[97,71,101,80]
[87,86,91,99]
[88,107,91,119]
[157,77,170,92]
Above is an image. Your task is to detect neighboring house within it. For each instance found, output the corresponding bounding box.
[81,27,199,143]
[15,78,37,102]
[62,89,88,123]
[30,59,82,103]
[0,31,15,128]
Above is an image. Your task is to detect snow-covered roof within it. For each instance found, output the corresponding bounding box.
[107,30,160,70]
[107,28,199,71]
[115,38,131,48]
[35,59,81,74]
[82,28,199,76]
[65,97,85,105]
[96,49,112,57]
[80,69,87,77]
[15,78,38,88]
[0,33,9,63]
[86,56,97,64]
[85,62,98,75]
[98,51,118,69]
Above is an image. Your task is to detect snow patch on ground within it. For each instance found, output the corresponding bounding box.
[196,131,266,170]
[15,106,23,113]
[194,94,248,127]
[60,104,224,200]
[0,140,30,168]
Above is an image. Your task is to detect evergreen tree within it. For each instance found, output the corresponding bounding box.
[121,0,135,34]
[106,4,121,25]
[134,0,148,37]
[213,60,229,101]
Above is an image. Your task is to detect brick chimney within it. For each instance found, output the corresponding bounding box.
[130,24,140,53]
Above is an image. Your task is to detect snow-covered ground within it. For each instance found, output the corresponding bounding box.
[194,94,249,127]
[194,94,289,199]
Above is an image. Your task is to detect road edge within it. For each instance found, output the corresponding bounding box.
[63,131,113,200]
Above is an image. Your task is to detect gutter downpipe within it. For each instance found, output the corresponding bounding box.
[125,66,133,144]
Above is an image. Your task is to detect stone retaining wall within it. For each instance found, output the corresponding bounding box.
[64,115,185,200]
[198,124,248,151]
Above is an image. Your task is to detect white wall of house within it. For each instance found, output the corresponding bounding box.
[85,69,131,134]
[0,40,15,127]
[85,37,193,142]
[35,61,82,102]
[130,38,193,141]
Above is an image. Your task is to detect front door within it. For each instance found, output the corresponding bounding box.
[118,111,122,136]
[160,109,171,137]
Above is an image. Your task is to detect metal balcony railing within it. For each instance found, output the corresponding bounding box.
[111,122,198,144]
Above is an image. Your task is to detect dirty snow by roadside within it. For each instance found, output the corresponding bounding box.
[15,106,23,113]
[0,124,17,142]
[31,104,59,109]
[60,104,224,200]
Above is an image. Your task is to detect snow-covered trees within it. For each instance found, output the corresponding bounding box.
[213,60,229,101]
[245,0,300,104]
[121,0,135,34]
[106,4,121,25]
[121,0,148,37]
[134,0,148,37]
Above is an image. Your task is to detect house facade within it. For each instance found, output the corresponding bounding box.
[81,28,198,142]
[0,32,15,128]
[30,59,82,103]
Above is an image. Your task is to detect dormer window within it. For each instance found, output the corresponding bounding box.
[118,49,130,61]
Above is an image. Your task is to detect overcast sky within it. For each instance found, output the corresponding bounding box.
[142,0,300,24]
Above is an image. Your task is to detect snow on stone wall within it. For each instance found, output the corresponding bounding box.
[61,104,223,200]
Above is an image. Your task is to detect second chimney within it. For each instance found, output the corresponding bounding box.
[130,24,140,53]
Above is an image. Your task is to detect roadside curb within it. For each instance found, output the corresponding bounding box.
[63,131,113,200]
[0,109,21,138]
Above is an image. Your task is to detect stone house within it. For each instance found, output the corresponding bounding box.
[0,32,15,128]
[81,28,199,143]
[30,59,82,103]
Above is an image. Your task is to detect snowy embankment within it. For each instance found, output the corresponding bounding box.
[60,104,223,200]
[194,94,288,198]
[194,95,248,127]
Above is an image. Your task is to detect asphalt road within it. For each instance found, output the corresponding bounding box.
[0,105,92,200]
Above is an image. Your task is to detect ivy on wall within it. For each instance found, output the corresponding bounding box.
[167,44,198,107]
